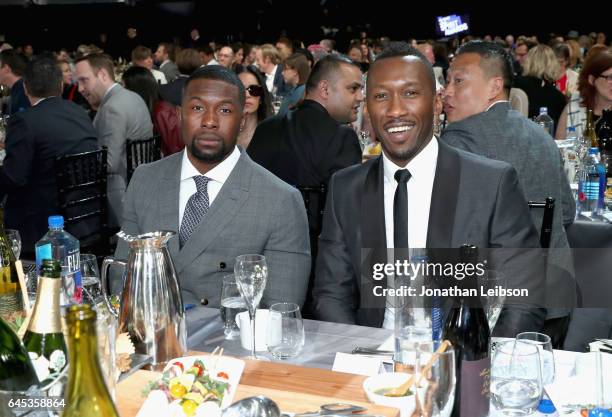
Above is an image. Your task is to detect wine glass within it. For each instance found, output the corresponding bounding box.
[234,254,268,360]
[80,254,101,304]
[5,229,21,260]
[478,270,506,331]
[516,332,555,385]
[491,340,543,416]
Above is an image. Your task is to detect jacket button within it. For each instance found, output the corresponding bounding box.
[219,262,226,269]
[200,298,208,306]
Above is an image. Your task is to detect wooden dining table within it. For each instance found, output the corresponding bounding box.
[116,350,400,417]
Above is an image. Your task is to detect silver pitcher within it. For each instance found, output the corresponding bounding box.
[100,231,186,370]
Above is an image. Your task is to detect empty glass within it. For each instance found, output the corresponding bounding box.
[516,332,555,385]
[266,302,305,360]
[5,229,21,260]
[80,254,101,304]
[491,340,543,416]
[220,274,246,339]
[478,270,507,331]
[234,254,268,360]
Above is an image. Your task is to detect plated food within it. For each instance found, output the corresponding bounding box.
[140,355,244,417]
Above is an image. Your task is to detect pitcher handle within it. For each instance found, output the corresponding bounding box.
[100,256,127,318]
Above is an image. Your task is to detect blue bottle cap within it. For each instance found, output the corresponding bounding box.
[589,147,600,154]
[48,215,64,228]
[538,399,556,414]
[589,408,612,417]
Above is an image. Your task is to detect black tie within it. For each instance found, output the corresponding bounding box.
[394,169,411,249]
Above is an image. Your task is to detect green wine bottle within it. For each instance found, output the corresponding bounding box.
[0,317,39,391]
[63,304,120,417]
[0,208,22,314]
[22,259,68,386]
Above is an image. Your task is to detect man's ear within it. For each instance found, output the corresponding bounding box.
[176,105,182,123]
[434,91,443,118]
[319,80,329,99]
[489,76,505,99]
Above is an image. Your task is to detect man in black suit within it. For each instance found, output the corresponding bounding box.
[312,42,546,337]
[0,56,97,257]
[255,44,290,96]
[247,54,363,187]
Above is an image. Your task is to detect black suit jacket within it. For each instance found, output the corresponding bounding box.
[0,97,98,256]
[159,75,188,107]
[312,140,546,337]
[272,64,291,96]
[247,100,362,187]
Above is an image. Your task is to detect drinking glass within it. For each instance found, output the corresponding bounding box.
[5,229,21,260]
[516,332,555,385]
[491,340,543,416]
[478,270,507,331]
[80,254,101,304]
[416,341,456,417]
[267,302,305,360]
[234,254,267,360]
[220,274,246,339]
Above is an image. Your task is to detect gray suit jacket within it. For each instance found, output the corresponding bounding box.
[441,102,576,317]
[94,84,153,226]
[313,140,546,337]
[159,61,180,83]
[114,149,311,309]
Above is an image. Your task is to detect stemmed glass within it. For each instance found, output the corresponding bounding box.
[234,254,268,360]
[5,229,21,259]
[478,270,506,331]
[80,254,101,304]
[516,332,555,385]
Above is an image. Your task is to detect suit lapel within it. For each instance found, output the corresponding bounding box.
[427,141,460,248]
[173,151,251,275]
[158,154,182,257]
[360,157,387,326]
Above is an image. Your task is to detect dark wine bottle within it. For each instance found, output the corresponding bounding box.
[0,317,40,391]
[22,259,68,386]
[443,245,490,417]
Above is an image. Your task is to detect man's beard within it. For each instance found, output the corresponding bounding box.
[190,139,227,163]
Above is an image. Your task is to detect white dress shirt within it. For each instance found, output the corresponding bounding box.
[264,64,278,93]
[178,146,241,227]
[381,136,438,329]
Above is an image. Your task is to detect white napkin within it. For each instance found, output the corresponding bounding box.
[545,352,612,416]
[332,352,384,376]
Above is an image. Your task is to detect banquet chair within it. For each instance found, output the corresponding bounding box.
[528,197,555,248]
[55,148,111,257]
[126,135,162,185]
[296,184,327,318]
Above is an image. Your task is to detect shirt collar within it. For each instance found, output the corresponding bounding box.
[267,64,278,79]
[180,146,242,185]
[486,100,510,112]
[102,83,119,102]
[382,135,438,183]
[32,96,55,106]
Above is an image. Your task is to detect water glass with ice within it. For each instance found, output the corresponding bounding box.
[220,274,246,339]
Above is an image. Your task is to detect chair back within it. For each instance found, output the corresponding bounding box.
[528,197,555,248]
[126,135,162,184]
[510,87,529,117]
[55,148,109,255]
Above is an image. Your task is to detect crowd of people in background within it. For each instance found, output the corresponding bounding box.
[0,25,610,347]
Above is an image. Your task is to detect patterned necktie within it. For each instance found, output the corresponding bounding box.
[393,169,411,250]
[179,176,211,248]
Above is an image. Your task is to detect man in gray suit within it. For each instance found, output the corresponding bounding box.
[312,42,546,337]
[155,43,180,83]
[441,41,576,346]
[115,65,311,309]
[75,53,153,227]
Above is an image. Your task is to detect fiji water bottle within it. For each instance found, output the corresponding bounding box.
[35,215,82,305]
[577,148,607,216]
[535,107,555,137]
